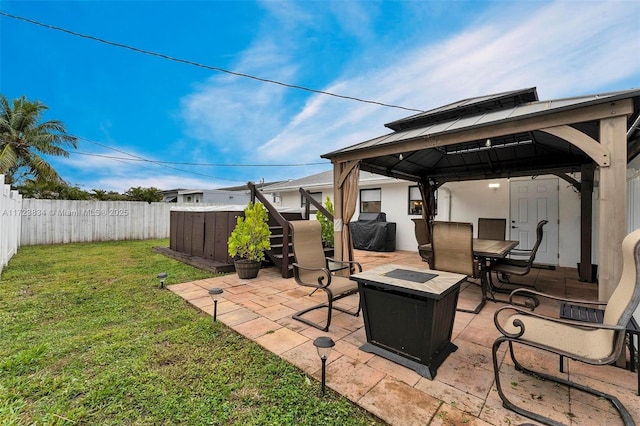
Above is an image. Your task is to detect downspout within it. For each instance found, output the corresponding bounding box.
[439,187,452,221]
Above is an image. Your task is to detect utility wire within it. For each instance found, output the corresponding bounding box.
[77,136,328,167]
[74,150,327,167]
[74,136,247,182]
[0,11,426,113]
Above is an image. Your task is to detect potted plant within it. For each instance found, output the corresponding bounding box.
[227,202,271,279]
[315,196,335,247]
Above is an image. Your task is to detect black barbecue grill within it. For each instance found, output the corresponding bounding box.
[349,212,396,252]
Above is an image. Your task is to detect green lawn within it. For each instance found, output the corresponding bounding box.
[0,239,383,425]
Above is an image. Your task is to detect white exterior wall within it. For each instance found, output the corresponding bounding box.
[262,167,640,272]
[358,180,417,252]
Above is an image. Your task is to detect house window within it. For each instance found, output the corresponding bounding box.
[408,186,423,215]
[301,192,322,213]
[360,188,381,213]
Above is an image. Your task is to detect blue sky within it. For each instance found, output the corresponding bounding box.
[1,0,639,193]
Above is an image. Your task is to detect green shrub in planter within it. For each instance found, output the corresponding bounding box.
[228,202,271,262]
[315,196,334,247]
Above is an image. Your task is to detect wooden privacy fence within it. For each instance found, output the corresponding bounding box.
[0,174,22,273]
[19,200,220,246]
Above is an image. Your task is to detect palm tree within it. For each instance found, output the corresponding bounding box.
[0,94,77,186]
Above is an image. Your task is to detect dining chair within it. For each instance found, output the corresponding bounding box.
[411,218,433,266]
[431,221,483,313]
[289,220,362,331]
[490,219,548,289]
[492,227,640,426]
[477,218,506,240]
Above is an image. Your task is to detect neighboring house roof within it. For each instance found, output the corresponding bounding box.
[261,170,400,193]
[161,188,186,202]
[219,181,283,192]
[177,189,249,196]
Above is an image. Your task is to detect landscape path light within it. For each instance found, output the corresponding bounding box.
[156,272,167,289]
[209,288,224,321]
[313,336,335,396]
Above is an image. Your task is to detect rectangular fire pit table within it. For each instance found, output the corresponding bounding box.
[351,264,466,379]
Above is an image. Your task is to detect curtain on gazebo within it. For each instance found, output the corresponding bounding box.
[337,161,360,263]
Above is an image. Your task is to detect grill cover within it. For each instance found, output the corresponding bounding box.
[350,212,396,252]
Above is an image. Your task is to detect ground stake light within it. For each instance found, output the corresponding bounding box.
[157,272,168,288]
[313,336,335,396]
[209,288,224,321]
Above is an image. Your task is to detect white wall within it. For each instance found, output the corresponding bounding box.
[439,180,510,229]
[265,170,640,272]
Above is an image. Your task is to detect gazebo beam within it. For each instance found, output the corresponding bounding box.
[328,100,634,163]
[540,125,609,167]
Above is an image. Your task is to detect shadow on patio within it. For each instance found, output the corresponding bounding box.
[169,249,639,425]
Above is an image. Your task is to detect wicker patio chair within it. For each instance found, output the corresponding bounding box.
[492,227,640,426]
[290,220,362,332]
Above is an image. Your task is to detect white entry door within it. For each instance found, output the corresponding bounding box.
[509,178,559,265]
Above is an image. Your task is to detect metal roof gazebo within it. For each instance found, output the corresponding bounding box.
[322,87,640,301]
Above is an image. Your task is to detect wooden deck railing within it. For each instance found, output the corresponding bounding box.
[248,181,291,278]
[298,188,334,221]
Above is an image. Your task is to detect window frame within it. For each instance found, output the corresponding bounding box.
[359,188,382,213]
[408,185,423,215]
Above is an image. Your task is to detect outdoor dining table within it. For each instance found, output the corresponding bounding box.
[469,238,520,312]
[351,264,466,379]
[417,238,520,313]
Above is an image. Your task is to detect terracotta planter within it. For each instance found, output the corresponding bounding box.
[234,259,261,279]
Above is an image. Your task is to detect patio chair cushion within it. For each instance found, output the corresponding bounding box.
[432,221,478,278]
[603,229,640,326]
[478,218,506,240]
[502,315,615,359]
[327,275,358,295]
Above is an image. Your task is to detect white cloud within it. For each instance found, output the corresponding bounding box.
[171,0,639,189]
[253,1,640,162]
[96,175,220,193]
[328,0,378,41]
[179,41,297,154]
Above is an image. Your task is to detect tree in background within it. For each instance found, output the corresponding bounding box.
[91,189,128,201]
[17,180,92,200]
[16,180,163,202]
[124,186,163,203]
[0,94,77,186]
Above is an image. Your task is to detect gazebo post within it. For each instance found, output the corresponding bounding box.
[598,115,628,301]
[579,163,595,283]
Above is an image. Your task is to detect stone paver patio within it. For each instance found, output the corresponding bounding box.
[168,249,639,425]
